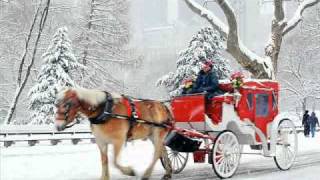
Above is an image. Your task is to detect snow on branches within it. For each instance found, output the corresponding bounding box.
[28,27,83,125]
[157,27,231,96]
[184,0,320,79]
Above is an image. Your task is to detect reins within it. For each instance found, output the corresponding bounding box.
[61,92,173,131]
[64,118,80,129]
[88,93,172,129]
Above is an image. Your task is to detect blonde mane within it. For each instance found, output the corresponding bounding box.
[57,87,122,106]
[74,88,107,106]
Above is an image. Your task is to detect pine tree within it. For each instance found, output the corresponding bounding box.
[28,27,83,125]
[157,27,232,96]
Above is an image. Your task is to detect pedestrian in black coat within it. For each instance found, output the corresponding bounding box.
[302,110,310,137]
[308,112,319,138]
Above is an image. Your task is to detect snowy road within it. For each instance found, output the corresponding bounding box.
[1,134,320,180]
[151,151,320,180]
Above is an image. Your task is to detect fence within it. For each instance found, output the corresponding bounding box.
[0,125,94,147]
[1,125,319,148]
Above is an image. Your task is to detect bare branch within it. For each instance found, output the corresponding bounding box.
[17,1,42,86]
[5,0,51,124]
[283,0,320,36]
[217,0,274,78]
[184,0,228,38]
[184,0,274,79]
[281,85,302,97]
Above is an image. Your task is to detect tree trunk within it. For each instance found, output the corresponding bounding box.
[184,0,320,79]
[17,5,41,86]
[5,0,50,124]
[82,0,95,66]
[302,97,307,113]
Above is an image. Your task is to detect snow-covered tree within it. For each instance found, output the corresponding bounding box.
[184,0,320,79]
[4,0,51,124]
[279,7,320,112]
[28,27,83,125]
[157,27,231,96]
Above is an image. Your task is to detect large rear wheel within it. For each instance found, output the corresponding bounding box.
[211,130,241,179]
[160,146,189,174]
[274,119,298,170]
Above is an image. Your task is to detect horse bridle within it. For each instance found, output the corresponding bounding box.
[57,98,80,129]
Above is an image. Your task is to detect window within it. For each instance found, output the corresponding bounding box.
[247,93,253,110]
[256,94,269,117]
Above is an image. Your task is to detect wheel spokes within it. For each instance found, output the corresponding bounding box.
[274,119,297,170]
[212,131,241,178]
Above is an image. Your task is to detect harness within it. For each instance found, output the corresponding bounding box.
[89,92,114,124]
[88,92,170,139]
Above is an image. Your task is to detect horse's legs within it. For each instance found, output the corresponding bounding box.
[142,129,172,180]
[98,144,109,180]
[161,146,173,179]
[112,138,135,176]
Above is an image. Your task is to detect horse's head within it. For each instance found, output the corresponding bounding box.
[55,88,81,131]
[55,87,110,131]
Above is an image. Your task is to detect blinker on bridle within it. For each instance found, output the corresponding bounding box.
[57,98,80,129]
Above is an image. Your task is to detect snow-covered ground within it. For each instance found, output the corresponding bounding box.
[1,133,320,180]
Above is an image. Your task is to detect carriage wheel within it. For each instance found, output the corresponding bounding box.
[211,131,241,179]
[160,146,189,174]
[274,119,298,170]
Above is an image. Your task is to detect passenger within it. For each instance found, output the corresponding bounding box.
[181,78,194,95]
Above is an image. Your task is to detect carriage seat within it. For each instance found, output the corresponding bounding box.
[171,80,234,125]
[206,94,234,125]
[218,80,234,93]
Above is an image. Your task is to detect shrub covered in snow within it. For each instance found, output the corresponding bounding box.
[157,27,231,96]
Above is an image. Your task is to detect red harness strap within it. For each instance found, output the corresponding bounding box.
[121,96,141,139]
[121,97,141,118]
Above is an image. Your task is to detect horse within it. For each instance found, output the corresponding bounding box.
[54,87,173,180]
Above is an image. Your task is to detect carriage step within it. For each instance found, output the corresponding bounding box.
[250,143,271,150]
[208,151,213,164]
[250,145,262,150]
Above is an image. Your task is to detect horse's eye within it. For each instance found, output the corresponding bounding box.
[55,99,61,107]
[64,100,73,109]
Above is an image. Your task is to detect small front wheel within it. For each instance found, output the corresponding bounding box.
[160,146,189,174]
[211,131,241,179]
[274,119,298,170]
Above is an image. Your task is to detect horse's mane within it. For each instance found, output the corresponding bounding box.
[58,87,121,106]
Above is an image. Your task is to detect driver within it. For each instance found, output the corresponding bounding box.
[192,60,221,99]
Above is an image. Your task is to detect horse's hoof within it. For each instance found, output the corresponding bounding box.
[141,178,149,180]
[121,167,135,176]
[161,174,172,180]
[128,169,135,176]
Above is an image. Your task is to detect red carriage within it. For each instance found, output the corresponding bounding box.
[161,79,298,178]
[54,77,298,180]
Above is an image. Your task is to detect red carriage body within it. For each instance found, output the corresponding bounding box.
[163,79,297,178]
[171,80,279,142]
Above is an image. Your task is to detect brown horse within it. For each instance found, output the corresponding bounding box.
[55,87,173,180]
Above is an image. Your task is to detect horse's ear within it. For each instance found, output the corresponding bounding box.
[57,87,75,100]
[69,90,78,98]
[59,86,71,94]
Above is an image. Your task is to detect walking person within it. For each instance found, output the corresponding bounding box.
[302,110,310,137]
[308,112,320,138]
